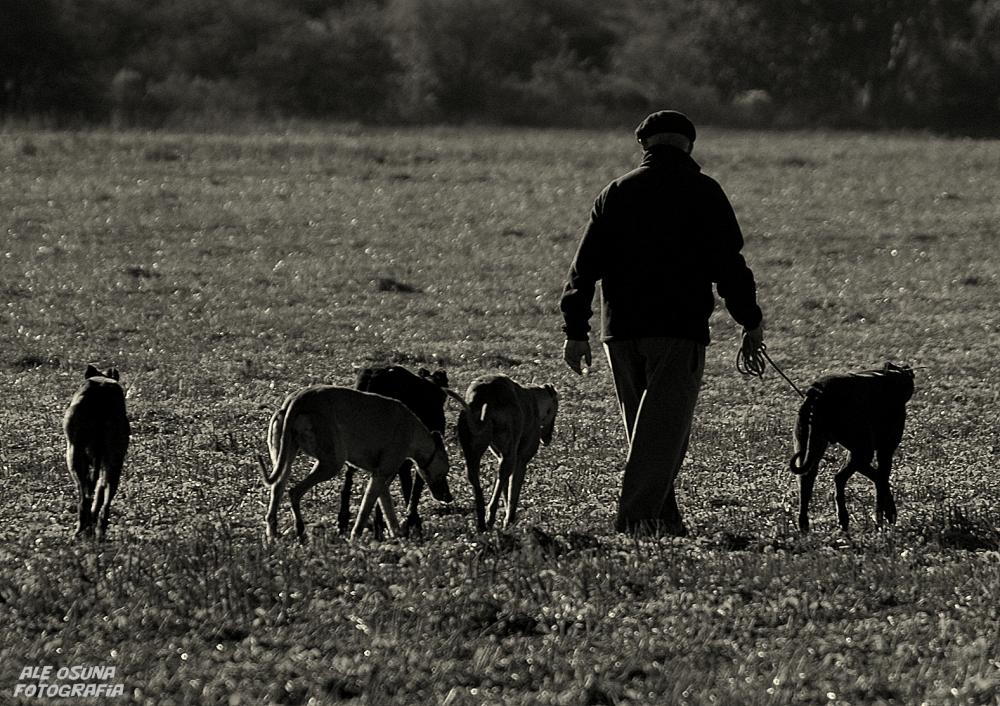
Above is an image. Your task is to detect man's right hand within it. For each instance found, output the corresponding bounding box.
[563,339,592,375]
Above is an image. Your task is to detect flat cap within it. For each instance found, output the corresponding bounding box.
[635,110,696,144]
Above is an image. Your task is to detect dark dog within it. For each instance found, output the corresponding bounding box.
[790,362,915,533]
[451,374,558,532]
[341,366,450,537]
[63,365,130,539]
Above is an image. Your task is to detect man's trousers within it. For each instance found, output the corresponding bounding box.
[604,337,705,535]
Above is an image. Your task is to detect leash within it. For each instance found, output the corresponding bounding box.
[737,331,806,399]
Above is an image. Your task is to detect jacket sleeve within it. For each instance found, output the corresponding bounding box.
[704,180,763,330]
[560,190,608,340]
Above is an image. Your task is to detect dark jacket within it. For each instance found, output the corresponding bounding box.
[560,145,762,345]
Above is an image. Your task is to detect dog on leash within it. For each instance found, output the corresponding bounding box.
[342,365,451,537]
[63,365,130,539]
[260,385,453,540]
[449,374,558,532]
[790,362,915,533]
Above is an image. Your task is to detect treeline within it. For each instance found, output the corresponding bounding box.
[3,0,999,133]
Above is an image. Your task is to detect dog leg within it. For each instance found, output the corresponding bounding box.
[289,458,342,538]
[338,466,355,535]
[352,476,399,541]
[371,462,410,540]
[871,450,897,526]
[399,463,414,506]
[466,453,488,533]
[92,477,110,541]
[487,455,515,529]
[94,445,125,541]
[797,468,817,533]
[503,458,528,529]
[352,477,380,540]
[369,470,404,540]
[459,412,490,532]
[67,444,95,537]
[834,457,864,532]
[853,462,892,526]
[402,467,424,538]
[875,480,897,527]
[377,481,402,539]
[265,474,288,539]
[98,471,122,541]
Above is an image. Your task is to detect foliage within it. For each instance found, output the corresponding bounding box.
[247,4,404,120]
[4,0,1000,132]
[1,127,1000,703]
[703,0,1000,130]
[386,0,619,123]
[0,0,98,118]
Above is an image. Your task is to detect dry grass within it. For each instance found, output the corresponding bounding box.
[1,126,999,705]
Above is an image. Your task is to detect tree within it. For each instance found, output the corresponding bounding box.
[700,0,1000,131]
[0,0,95,117]
[876,1,1000,131]
[247,4,403,120]
[388,0,619,122]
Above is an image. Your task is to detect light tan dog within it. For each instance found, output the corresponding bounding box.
[63,365,130,540]
[260,385,453,540]
[449,375,558,532]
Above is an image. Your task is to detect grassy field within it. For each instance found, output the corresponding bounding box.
[1,125,999,705]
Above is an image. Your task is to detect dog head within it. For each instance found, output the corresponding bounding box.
[537,384,558,446]
[422,430,453,503]
[418,367,450,389]
[882,362,916,401]
[85,365,119,382]
[883,362,914,377]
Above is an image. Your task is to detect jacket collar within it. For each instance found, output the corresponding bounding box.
[640,145,702,172]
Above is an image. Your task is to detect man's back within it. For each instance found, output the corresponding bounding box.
[561,144,760,345]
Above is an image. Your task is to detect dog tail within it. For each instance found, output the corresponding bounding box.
[260,403,294,487]
[789,387,821,475]
[444,387,495,438]
[444,388,484,436]
[443,388,470,415]
[468,400,490,437]
[441,387,487,436]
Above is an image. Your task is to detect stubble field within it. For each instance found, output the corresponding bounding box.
[1,125,999,705]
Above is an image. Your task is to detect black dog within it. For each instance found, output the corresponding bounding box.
[790,363,915,533]
[341,365,450,537]
[63,365,130,539]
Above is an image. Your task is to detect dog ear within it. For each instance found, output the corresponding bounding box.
[85,364,102,379]
[104,368,120,381]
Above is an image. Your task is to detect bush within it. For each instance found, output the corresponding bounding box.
[246,5,403,121]
[497,54,649,128]
[144,74,260,127]
[388,0,620,123]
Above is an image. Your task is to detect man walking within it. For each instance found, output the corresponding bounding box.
[561,110,764,536]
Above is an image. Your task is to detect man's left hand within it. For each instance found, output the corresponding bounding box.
[743,325,764,351]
